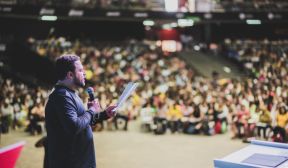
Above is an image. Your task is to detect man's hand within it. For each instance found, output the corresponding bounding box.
[105,105,117,118]
[88,99,102,113]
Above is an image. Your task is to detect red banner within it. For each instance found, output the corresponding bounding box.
[0,141,25,168]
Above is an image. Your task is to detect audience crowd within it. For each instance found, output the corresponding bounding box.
[215,39,288,142]
[1,37,287,144]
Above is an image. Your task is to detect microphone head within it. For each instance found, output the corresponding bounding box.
[86,87,94,93]
[86,87,95,101]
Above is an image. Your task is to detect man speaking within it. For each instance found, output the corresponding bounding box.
[45,55,116,168]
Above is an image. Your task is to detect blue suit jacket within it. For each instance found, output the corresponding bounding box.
[45,85,109,168]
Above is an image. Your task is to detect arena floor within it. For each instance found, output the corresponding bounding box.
[1,120,247,168]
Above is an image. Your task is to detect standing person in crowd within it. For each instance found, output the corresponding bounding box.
[257,106,272,140]
[45,55,117,168]
[274,105,288,142]
[0,98,14,133]
[29,98,45,135]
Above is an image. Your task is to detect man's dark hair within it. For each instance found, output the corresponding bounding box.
[55,55,80,80]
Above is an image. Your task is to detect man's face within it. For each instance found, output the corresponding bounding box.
[72,60,86,87]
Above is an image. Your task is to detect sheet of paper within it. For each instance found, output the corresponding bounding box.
[113,82,138,112]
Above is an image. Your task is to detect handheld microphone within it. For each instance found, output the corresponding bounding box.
[86,87,98,125]
[86,87,95,101]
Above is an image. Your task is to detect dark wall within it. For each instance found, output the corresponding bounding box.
[2,16,288,43]
[210,22,288,42]
[0,17,145,41]
[6,40,57,86]
[180,22,288,43]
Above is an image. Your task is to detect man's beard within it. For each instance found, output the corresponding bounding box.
[73,78,85,87]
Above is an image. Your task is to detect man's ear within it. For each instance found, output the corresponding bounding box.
[67,71,74,79]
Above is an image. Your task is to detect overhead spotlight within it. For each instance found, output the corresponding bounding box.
[143,20,155,26]
[170,22,178,28]
[177,19,194,27]
[193,45,200,51]
[41,15,57,21]
[239,13,245,20]
[246,19,261,25]
[162,24,172,30]
[268,13,274,20]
